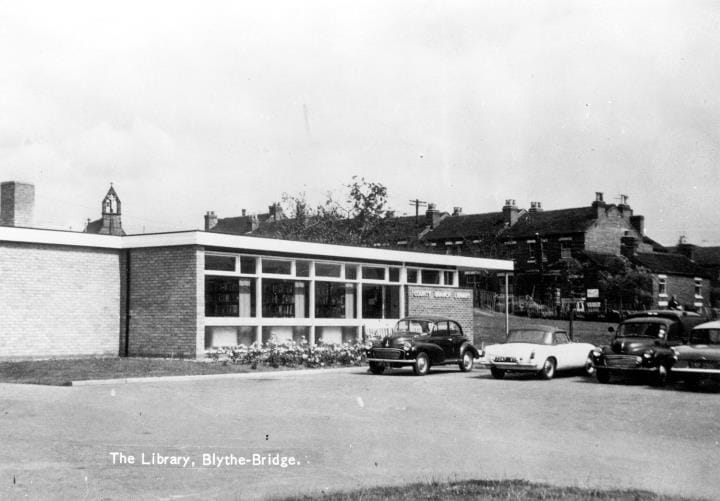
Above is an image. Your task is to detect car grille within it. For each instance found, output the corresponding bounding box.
[371,348,404,360]
[604,355,641,369]
[688,360,720,369]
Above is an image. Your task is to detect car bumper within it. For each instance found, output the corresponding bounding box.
[366,358,416,365]
[479,361,542,372]
[671,367,720,375]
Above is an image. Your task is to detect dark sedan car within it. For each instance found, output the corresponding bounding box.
[671,320,720,386]
[365,316,480,376]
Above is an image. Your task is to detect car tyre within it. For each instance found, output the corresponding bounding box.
[596,368,610,384]
[368,362,385,375]
[413,352,430,376]
[583,353,596,377]
[459,351,474,372]
[490,367,505,379]
[539,358,556,380]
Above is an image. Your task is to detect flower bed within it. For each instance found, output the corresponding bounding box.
[206,337,367,369]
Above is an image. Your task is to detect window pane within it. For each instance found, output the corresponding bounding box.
[362,266,385,280]
[205,277,256,317]
[205,255,236,271]
[262,259,291,275]
[262,279,309,318]
[240,256,256,274]
[362,285,383,318]
[345,265,357,280]
[295,260,310,277]
[389,267,400,282]
[443,271,454,286]
[421,270,440,284]
[385,285,400,318]
[316,282,356,318]
[315,262,342,278]
[407,269,418,283]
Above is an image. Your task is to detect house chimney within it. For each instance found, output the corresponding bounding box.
[204,211,218,231]
[529,201,543,213]
[630,215,644,236]
[425,203,441,229]
[676,235,695,260]
[241,209,247,217]
[502,199,520,226]
[0,181,35,227]
[452,206,463,216]
[592,191,606,217]
[618,194,633,218]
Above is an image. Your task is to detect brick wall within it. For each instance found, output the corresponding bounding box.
[407,286,474,342]
[0,242,120,359]
[125,246,204,358]
[652,274,710,310]
[584,206,640,255]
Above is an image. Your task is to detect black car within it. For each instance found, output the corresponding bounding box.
[591,310,706,385]
[365,316,480,376]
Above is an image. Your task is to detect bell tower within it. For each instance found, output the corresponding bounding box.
[100,184,124,235]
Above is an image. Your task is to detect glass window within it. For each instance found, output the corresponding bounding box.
[240,256,256,274]
[262,258,291,275]
[262,279,309,318]
[421,270,440,285]
[389,267,400,282]
[362,266,386,281]
[262,326,309,344]
[362,285,383,318]
[345,265,357,280]
[315,282,357,319]
[407,269,418,283]
[205,255,236,272]
[695,278,702,296]
[205,277,256,317]
[385,285,400,318]
[315,262,342,278]
[658,276,667,296]
[204,326,256,349]
[443,271,455,286]
[295,260,310,277]
[316,326,358,345]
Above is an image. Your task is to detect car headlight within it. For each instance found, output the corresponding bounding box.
[592,349,602,358]
[642,350,653,359]
[364,342,374,350]
[403,342,412,351]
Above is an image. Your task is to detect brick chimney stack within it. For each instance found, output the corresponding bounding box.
[0,181,35,227]
[425,203,441,229]
[592,192,606,218]
[529,201,543,213]
[204,211,218,231]
[502,199,520,226]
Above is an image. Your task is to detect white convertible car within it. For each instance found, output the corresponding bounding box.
[478,325,596,380]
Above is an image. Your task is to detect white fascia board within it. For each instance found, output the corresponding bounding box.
[122,231,514,271]
[0,226,122,249]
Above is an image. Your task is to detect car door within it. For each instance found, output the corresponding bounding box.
[448,321,465,357]
[430,321,454,360]
[551,331,573,370]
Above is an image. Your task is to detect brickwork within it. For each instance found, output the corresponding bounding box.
[407,286,475,343]
[651,274,711,309]
[584,206,639,255]
[126,246,203,358]
[0,242,120,359]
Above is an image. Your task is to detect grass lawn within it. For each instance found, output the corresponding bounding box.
[273,479,696,501]
[0,310,616,386]
[0,357,317,386]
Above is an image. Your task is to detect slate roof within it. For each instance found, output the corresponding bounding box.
[424,212,505,241]
[691,246,720,267]
[210,214,273,235]
[503,206,598,239]
[632,252,707,277]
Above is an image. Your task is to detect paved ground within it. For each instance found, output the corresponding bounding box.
[1,367,719,500]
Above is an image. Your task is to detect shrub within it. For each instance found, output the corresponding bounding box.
[205,337,366,369]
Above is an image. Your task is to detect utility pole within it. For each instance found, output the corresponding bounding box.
[409,199,427,231]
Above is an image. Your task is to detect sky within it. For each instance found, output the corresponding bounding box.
[1,0,719,245]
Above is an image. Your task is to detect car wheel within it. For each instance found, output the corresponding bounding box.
[583,353,595,377]
[368,362,385,375]
[650,365,668,387]
[458,351,474,372]
[413,352,430,376]
[539,358,556,380]
[596,368,610,384]
[490,367,505,379]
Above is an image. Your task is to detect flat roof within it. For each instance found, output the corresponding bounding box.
[0,226,514,271]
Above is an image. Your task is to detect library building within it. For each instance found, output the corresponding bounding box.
[0,182,514,360]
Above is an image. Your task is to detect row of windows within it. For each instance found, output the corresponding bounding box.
[205,253,456,286]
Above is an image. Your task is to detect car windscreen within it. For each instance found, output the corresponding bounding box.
[689,328,720,345]
[616,320,668,338]
[395,320,435,335]
[506,330,551,345]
